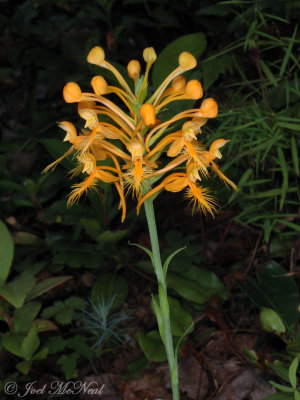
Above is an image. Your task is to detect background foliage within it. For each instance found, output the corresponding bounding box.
[0,0,300,397]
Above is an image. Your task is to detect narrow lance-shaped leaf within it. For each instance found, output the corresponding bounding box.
[163,247,186,279]
[151,295,165,345]
[291,136,299,175]
[277,147,289,211]
[288,357,299,390]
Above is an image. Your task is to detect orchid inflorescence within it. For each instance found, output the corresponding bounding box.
[44,46,237,221]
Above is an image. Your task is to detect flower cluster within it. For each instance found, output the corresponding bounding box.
[44,46,237,221]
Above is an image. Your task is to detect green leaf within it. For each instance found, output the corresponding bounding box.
[16,360,32,375]
[64,296,86,309]
[294,390,300,400]
[277,147,289,211]
[32,319,58,333]
[152,33,207,90]
[269,381,294,393]
[167,264,228,304]
[266,360,290,383]
[25,276,72,302]
[42,301,64,319]
[21,327,40,361]
[40,139,75,170]
[238,262,299,328]
[201,53,235,90]
[243,347,259,364]
[259,307,286,334]
[0,220,14,284]
[260,60,278,86]
[129,241,154,264]
[55,308,75,325]
[13,232,41,245]
[263,392,294,400]
[163,247,186,279]
[91,273,128,309]
[155,296,194,337]
[66,335,92,360]
[280,25,297,77]
[137,331,167,362]
[0,274,36,308]
[58,353,79,380]
[289,357,299,389]
[13,302,41,333]
[151,295,165,344]
[33,347,48,360]
[167,272,210,303]
[97,229,129,243]
[2,334,24,357]
[123,356,149,379]
[291,136,299,175]
[46,336,67,355]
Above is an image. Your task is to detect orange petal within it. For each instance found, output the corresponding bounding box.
[165,176,188,192]
[167,138,184,157]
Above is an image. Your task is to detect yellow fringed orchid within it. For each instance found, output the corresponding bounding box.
[44,45,236,221]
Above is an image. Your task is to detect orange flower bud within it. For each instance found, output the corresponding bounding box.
[143,47,157,64]
[178,51,197,70]
[140,103,156,126]
[87,46,105,65]
[63,82,82,103]
[91,76,108,95]
[199,98,218,118]
[171,76,186,92]
[185,80,203,100]
[127,60,141,79]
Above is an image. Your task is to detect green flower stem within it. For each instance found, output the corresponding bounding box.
[144,198,180,400]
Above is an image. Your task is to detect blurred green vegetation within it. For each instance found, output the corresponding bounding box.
[0,0,300,390]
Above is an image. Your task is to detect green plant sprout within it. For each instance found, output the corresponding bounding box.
[44,45,237,399]
[81,296,132,353]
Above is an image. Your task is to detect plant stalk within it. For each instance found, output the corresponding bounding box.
[144,198,180,400]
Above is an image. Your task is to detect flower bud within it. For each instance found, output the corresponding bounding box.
[143,47,157,64]
[87,46,105,65]
[63,82,82,103]
[171,76,186,92]
[140,104,156,126]
[178,51,197,70]
[91,76,108,95]
[199,98,218,118]
[185,80,203,100]
[127,60,141,79]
